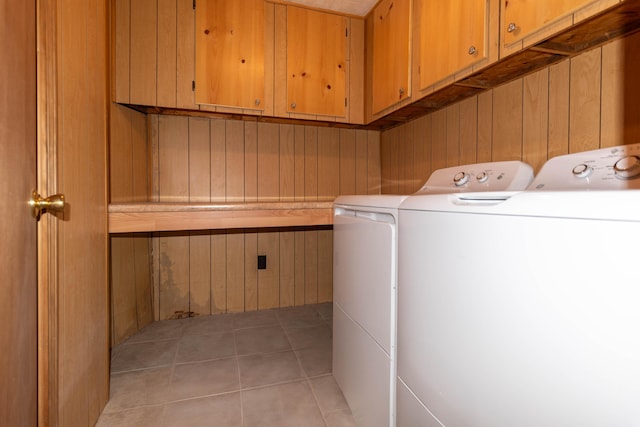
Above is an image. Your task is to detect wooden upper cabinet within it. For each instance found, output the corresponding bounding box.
[371,0,412,115]
[286,6,348,117]
[195,0,265,110]
[419,0,496,91]
[501,0,621,56]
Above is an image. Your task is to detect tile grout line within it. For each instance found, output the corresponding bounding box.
[307,376,331,427]
[161,320,186,426]
[278,308,311,381]
[280,305,332,426]
[232,319,245,427]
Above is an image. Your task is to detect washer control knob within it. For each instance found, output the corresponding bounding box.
[572,163,592,178]
[614,156,640,179]
[453,172,469,186]
[476,171,489,183]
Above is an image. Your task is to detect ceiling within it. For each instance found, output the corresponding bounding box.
[282,0,378,17]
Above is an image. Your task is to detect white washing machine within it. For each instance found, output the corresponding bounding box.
[333,161,533,427]
[397,143,640,426]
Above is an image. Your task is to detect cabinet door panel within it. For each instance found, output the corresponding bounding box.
[420,0,487,90]
[372,0,411,114]
[195,0,265,110]
[502,0,588,46]
[286,6,347,117]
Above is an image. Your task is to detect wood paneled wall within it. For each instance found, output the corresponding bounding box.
[148,117,381,320]
[109,104,154,345]
[380,32,640,194]
[110,107,381,344]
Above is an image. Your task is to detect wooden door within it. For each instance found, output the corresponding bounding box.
[286,6,348,117]
[37,0,110,425]
[0,1,38,424]
[371,0,412,114]
[419,0,488,89]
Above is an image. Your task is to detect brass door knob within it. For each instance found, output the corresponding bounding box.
[30,190,65,221]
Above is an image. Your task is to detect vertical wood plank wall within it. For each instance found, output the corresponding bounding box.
[109,104,154,345]
[110,109,381,344]
[148,117,381,321]
[380,33,640,194]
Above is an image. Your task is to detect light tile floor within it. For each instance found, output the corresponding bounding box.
[96,303,357,427]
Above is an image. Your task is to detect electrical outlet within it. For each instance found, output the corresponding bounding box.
[257,255,267,270]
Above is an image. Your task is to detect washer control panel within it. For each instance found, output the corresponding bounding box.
[529,143,640,191]
[414,160,534,194]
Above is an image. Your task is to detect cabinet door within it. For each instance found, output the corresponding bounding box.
[372,0,411,115]
[419,0,488,90]
[195,0,265,110]
[286,6,347,117]
[501,0,619,54]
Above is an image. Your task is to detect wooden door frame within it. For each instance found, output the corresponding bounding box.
[36,0,59,424]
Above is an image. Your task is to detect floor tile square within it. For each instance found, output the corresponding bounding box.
[295,345,333,377]
[238,351,303,388]
[95,405,164,427]
[163,393,242,427]
[242,380,326,427]
[104,367,172,412]
[111,340,178,373]
[182,314,234,336]
[324,408,358,427]
[232,309,279,330]
[309,375,350,414]
[175,331,235,363]
[277,305,326,329]
[127,318,185,343]
[286,324,332,350]
[169,357,239,401]
[235,325,291,355]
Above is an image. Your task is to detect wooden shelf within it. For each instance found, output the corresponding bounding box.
[108,201,335,233]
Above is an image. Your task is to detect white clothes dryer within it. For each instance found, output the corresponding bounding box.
[396,143,640,426]
[333,161,533,427]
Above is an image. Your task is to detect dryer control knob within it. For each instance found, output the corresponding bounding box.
[476,171,489,183]
[572,163,592,178]
[453,172,469,186]
[614,156,640,179]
